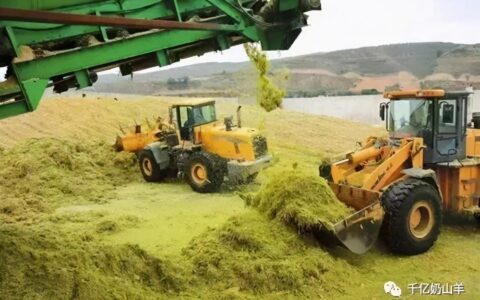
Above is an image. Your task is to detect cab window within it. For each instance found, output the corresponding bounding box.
[192,104,216,125]
[438,100,457,133]
[178,104,216,129]
[178,106,189,128]
[389,99,432,138]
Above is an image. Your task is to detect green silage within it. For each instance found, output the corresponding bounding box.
[182,211,355,298]
[244,44,285,112]
[0,224,184,299]
[243,166,353,230]
[0,100,478,299]
[0,138,138,221]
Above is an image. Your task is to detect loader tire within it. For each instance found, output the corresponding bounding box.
[381,179,442,255]
[186,152,226,193]
[138,150,167,182]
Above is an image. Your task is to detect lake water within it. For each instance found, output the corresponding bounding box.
[282,93,480,125]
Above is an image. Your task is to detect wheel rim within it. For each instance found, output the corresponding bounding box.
[142,158,153,176]
[191,163,207,185]
[408,200,434,239]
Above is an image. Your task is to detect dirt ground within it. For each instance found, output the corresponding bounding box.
[0,93,479,299]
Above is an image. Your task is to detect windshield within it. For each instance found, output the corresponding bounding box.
[191,104,216,126]
[389,99,432,138]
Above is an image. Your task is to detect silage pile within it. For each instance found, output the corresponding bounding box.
[177,168,357,298]
[182,211,356,298]
[0,211,357,299]
[0,224,183,299]
[0,138,138,221]
[242,167,353,231]
[244,43,285,112]
[0,139,360,299]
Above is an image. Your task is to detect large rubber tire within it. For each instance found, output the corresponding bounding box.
[185,152,226,193]
[381,179,442,255]
[138,150,167,182]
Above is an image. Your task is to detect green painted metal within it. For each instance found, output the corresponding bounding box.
[74,70,93,89]
[5,26,20,55]
[19,78,49,111]
[0,78,48,119]
[156,50,170,67]
[205,0,250,25]
[0,0,100,10]
[0,82,21,100]
[13,29,223,79]
[1,0,249,46]
[0,0,321,119]
[172,0,183,22]
[0,100,33,119]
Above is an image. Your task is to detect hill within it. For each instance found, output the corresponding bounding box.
[435,44,480,77]
[92,42,480,97]
[275,42,459,78]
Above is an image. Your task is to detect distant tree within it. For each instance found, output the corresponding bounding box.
[167,77,175,85]
[361,89,380,95]
[166,76,190,90]
[436,50,443,58]
[332,90,355,96]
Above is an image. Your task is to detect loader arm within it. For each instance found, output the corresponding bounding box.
[326,137,425,254]
[331,137,424,192]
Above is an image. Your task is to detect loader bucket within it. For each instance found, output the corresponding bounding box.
[328,183,385,254]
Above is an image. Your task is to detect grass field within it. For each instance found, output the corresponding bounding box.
[0,93,479,299]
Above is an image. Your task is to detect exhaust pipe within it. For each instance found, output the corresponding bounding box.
[237,105,242,128]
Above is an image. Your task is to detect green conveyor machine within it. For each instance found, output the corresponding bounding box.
[0,0,321,119]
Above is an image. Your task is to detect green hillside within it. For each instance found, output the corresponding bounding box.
[276,42,459,78]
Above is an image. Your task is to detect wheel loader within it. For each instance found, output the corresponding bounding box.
[116,99,271,193]
[320,89,480,255]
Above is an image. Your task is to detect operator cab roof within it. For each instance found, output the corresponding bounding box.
[171,99,215,107]
[384,89,472,100]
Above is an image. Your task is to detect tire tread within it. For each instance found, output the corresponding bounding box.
[381,179,442,255]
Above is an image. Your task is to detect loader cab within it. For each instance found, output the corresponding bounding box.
[381,90,471,164]
[170,100,217,141]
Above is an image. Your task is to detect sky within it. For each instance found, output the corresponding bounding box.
[2,0,480,77]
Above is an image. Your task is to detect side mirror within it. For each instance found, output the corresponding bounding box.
[379,103,387,121]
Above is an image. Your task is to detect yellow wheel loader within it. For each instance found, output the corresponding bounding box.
[116,99,272,193]
[321,89,480,255]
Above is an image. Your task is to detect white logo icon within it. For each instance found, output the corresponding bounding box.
[384,281,402,297]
